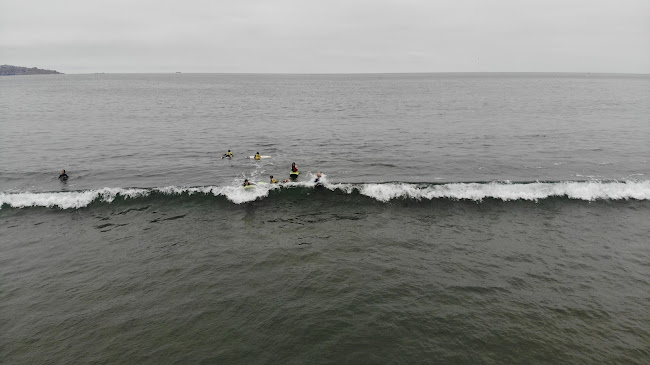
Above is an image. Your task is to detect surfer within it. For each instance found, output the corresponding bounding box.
[289,162,299,180]
[243,179,251,187]
[58,170,68,179]
[314,172,324,190]
[270,175,277,184]
[254,152,261,160]
[222,150,233,159]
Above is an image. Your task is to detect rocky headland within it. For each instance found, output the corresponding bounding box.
[1,64,63,75]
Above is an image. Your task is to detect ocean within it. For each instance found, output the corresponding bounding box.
[1,73,649,363]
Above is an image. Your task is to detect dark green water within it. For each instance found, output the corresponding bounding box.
[2,192,648,363]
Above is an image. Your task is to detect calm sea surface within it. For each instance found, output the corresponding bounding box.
[1,73,649,363]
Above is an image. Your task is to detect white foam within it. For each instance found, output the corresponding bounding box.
[0,187,150,209]
[1,180,648,209]
[329,181,650,202]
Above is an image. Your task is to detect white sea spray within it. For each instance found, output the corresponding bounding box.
[1,180,648,209]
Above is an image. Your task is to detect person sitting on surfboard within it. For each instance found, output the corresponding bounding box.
[289,163,299,179]
[254,152,261,160]
[243,179,251,187]
[222,150,233,159]
[270,175,277,184]
[291,163,298,173]
[59,170,68,179]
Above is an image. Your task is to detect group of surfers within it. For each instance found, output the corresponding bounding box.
[225,150,322,187]
[222,150,266,161]
[56,150,323,187]
[243,162,322,187]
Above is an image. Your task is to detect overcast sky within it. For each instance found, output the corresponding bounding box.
[1,0,649,74]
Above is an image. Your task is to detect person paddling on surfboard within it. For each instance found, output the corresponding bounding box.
[254,152,261,160]
[243,179,252,187]
[222,150,233,159]
[59,169,68,179]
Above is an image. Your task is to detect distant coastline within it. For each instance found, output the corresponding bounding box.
[1,64,63,76]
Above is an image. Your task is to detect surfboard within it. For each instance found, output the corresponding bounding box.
[248,155,271,159]
[243,182,266,189]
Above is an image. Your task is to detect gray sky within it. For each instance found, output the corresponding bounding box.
[1,0,649,74]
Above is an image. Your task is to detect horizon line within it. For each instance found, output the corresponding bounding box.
[48,71,650,76]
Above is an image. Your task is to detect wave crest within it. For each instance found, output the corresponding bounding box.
[1,181,649,209]
[338,181,650,202]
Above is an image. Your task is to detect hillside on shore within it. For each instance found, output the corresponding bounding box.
[1,64,63,75]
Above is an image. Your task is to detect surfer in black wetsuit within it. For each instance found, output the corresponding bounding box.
[243,179,251,187]
[222,150,233,159]
[59,170,68,179]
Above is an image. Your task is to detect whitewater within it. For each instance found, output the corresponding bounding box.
[2,180,649,209]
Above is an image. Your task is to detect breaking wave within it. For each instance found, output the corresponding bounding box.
[1,180,649,209]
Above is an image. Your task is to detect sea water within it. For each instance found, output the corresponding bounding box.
[1,73,649,363]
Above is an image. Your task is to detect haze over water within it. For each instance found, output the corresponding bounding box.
[1,73,649,363]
